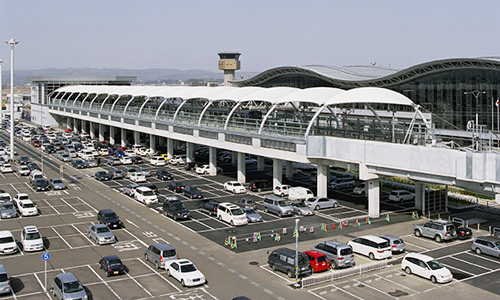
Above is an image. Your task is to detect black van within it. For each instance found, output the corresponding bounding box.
[248,179,272,192]
[267,248,312,278]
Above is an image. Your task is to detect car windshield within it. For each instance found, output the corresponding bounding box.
[0,236,14,243]
[180,264,197,272]
[0,196,10,201]
[233,183,242,187]
[63,280,84,293]
[172,202,186,210]
[104,213,117,219]
[231,208,245,216]
[96,227,110,233]
[293,202,307,207]
[189,187,199,192]
[26,232,41,240]
[143,191,155,196]
[377,241,390,248]
[317,255,328,263]
[2,203,13,209]
[427,260,444,270]
[245,208,257,214]
[52,179,63,184]
[278,201,291,207]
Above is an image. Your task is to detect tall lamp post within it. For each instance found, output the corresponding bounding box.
[464,90,486,151]
[0,59,4,128]
[5,39,19,161]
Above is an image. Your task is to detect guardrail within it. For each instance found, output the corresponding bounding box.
[301,260,388,288]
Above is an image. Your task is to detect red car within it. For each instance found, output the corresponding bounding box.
[31,139,41,147]
[303,250,330,272]
[65,128,72,133]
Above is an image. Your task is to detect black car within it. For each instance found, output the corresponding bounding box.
[130,156,143,164]
[44,144,55,153]
[183,186,203,199]
[99,255,126,277]
[97,209,123,229]
[168,182,185,193]
[156,170,173,181]
[140,183,158,195]
[95,171,111,181]
[163,199,190,221]
[72,159,86,169]
[27,162,40,171]
[199,201,218,216]
[18,156,30,165]
[33,178,50,191]
[248,179,272,192]
[453,221,473,239]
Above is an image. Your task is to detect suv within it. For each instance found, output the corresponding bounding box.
[267,248,312,278]
[471,236,500,257]
[388,190,415,203]
[144,243,178,269]
[312,240,355,269]
[263,195,293,217]
[20,226,44,252]
[97,209,123,229]
[163,198,190,221]
[134,187,158,205]
[0,231,18,255]
[217,202,248,226]
[414,220,457,243]
[248,179,272,192]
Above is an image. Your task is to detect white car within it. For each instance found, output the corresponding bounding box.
[223,181,247,194]
[353,182,366,195]
[274,185,291,197]
[19,165,30,176]
[401,252,452,284]
[20,226,43,252]
[195,165,222,175]
[169,155,186,165]
[120,156,133,165]
[0,164,12,173]
[167,259,206,287]
[0,193,12,203]
[17,200,38,217]
[124,149,136,157]
[98,148,109,156]
[388,190,415,203]
[134,187,158,204]
[13,193,30,208]
[150,156,166,166]
[0,230,18,255]
[129,172,146,183]
[347,235,392,260]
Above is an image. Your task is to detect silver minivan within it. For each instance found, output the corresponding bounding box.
[52,272,88,300]
[312,240,355,269]
[144,243,178,269]
[0,265,10,295]
[471,236,500,257]
[263,195,294,217]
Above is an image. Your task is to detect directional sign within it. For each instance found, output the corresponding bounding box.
[42,252,50,261]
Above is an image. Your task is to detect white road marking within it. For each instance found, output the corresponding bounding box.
[86,265,123,299]
[51,227,73,249]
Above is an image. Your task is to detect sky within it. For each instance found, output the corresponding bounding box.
[1,0,500,73]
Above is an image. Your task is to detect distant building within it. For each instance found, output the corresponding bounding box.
[26,75,136,126]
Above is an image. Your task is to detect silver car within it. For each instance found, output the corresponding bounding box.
[290,201,315,216]
[0,202,16,219]
[243,207,263,222]
[88,224,116,245]
[304,197,339,210]
[85,158,98,168]
[109,169,123,179]
[380,234,406,253]
[137,167,151,177]
[49,178,66,190]
[52,272,88,300]
[0,265,10,295]
[471,236,500,257]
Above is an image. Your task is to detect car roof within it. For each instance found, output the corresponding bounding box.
[380,234,401,240]
[151,243,176,251]
[324,240,349,247]
[219,202,240,209]
[0,231,13,238]
[475,235,500,242]
[404,252,435,261]
[303,250,327,257]
[99,209,115,214]
[56,272,79,282]
[23,226,38,232]
[357,235,388,243]
[103,255,121,261]
[93,224,109,228]
[136,187,152,192]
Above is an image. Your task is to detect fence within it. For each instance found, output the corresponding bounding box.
[301,260,388,288]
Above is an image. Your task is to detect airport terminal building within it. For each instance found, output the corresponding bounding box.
[234,57,500,132]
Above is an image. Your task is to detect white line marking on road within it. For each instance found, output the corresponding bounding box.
[86,265,122,300]
[33,272,51,299]
[51,227,73,249]
[70,224,95,245]
[121,228,149,247]
[59,198,78,212]
[125,219,140,228]
[42,199,60,214]
[75,196,98,212]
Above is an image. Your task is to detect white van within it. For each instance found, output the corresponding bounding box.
[170,155,186,165]
[217,202,248,226]
[150,156,166,166]
[288,187,314,201]
[347,235,392,260]
[134,187,158,204]
[29,170,44,184]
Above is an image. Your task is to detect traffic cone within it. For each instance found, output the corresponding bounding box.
[332,222,336,230]
[355,219,359,226]
[366,217,371,225]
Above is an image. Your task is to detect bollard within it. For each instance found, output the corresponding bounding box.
[477,223,480,232]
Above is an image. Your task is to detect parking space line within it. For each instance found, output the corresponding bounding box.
[374,273,420,294]
[187,218,215,230]
[258,264,294,283]
[42,199,60,214]
[75,196,99,212]
[51,227,73,249]
[125,272,153,297]
[464,251,500,265]
[70,224,95,245]
[59,198,78,212]
[121,228,149,247]
[353,278,398,299]
[9,183,20,194]
[24,182,36,192]
[160,214,197,234]
[441,263,475,276]
[403,241,430,251]
[33,272,51,299]
[86,265,122,300]
[448,256,492,271]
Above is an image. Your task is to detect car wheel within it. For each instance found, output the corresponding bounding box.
[435,235,442,243]
[173,215,178,221]
[331,260,337,269]
[475,247,482,255]
[264,207,269,213]
[405,267,412,274]
[280,193,284,197]
[430,276,437,284]
[257,188,262,192]
[167,269,171,276]
[278,211,282,218]
[414,229,422,237]
[271,264,277,271]
[369,253,375,260]
[181,279,186,287]
[287,270,294,278]
[230,221,234,226]
[145,254,149,262]
[155,261,160,269]
[333,203,339,208]
[106,271,111,277]
[314,205,320,211]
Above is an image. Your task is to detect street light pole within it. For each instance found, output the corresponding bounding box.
[0,59,4,128]
[5,38,19,161]
[464,90,486,151]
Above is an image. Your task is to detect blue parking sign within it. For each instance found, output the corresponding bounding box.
[42,252,50,261]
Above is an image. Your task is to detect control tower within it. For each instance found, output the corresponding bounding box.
[218,52,241,86]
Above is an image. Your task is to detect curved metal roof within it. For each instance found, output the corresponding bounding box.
[233,57,500,88]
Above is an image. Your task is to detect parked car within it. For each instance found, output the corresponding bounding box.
[183,186,203,199]
[168,182,186,193]
[120,156,133,165]
[20,226,43,252]
[18,165,30,176]
[166,259,206,287]
[0,265,9,295]
[388,190,415,203]
[303,250,330,273]
[224,181,247,194]
[136,167,151,177]
[108,169,123,179]
[130,156,144,164]
[199,201,218,216]
[0,193,11,203]
[123,167,137,178]
[379,235,406,253]
[414,220,457,243]
[471,236,500,257]
[156,170,173,180]
[234,198,255,208]
[49,178,66,190]
[353,182,366,195]
[274,185,291,197]
[52,272,88,300]
[217,202,248,226]
[107,157,121,166]
[290,201,315,216]
[0,202,16,219]
[304,197,339,210]
[452,221,473,239]
[242,207,263,223]
[88,224,116,245]
[163,198,190,220]
[248,179,272,192]
[267,248,312,278]
[32,178,50,192]
[129,172,146,183]
[144,243,178,269]
[17,155,30,165]
[169,154,186,165]
[17,199,38,217]
[99,255,126,277]
[0,164,12,173]
[312,240,355,269]
[329,177,356,190]
[0,231,18,255]
[140,183,159,195]
[97,209,123,229]
[263,195,294,217]
[85,158,98,168]
[150,156,166,166]
[347,235,392,260]
[95,171,111,181]
[121,184,140,197]
[71,159,86,169]
[401,252,452,283]
[134,187,158,204]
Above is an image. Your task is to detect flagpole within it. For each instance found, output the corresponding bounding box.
[492,97,494,131]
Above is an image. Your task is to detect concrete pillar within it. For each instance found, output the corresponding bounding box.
[231,151,237,166]
[167,139,174,161]
[133,131,140,145]
[367,179,380,218]
[209,147,217,176]
[186,142,194,163]
[109,126,115,145]
[98,123,104,141]
[273,158,283,188]
[120,128,126,147]
[285,161,293,179]
[149,134,156,151]
[73,119,78,133]
[81,120,86,133]
[66,117,71,129]
[257,156,265,171]
[415,182,425,212]
[496,193,500,205]
[89,122,95,139]
[316,165,329,198]
[237,152,246,183]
